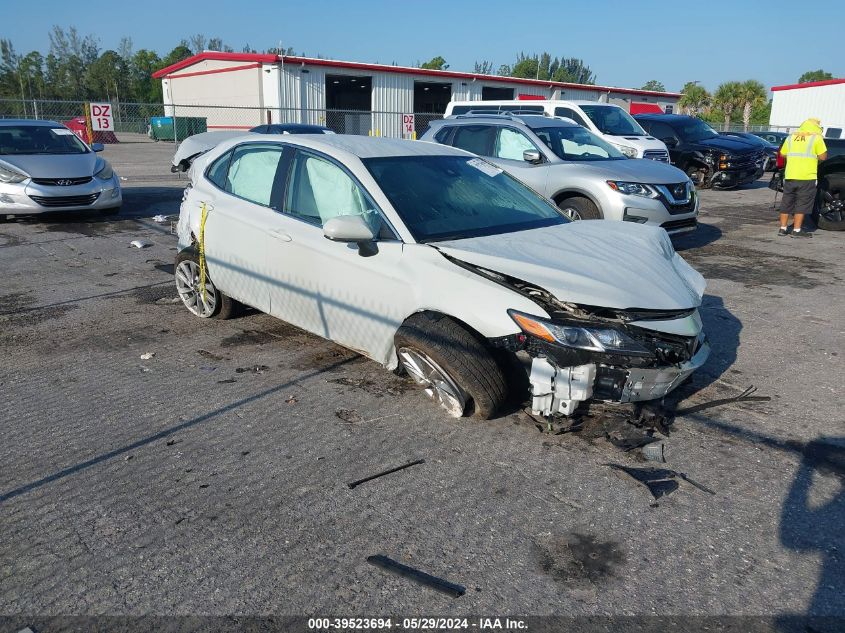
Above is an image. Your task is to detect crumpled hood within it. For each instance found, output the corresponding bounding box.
[563,158,689,184]
[0,152,96,178]
[435,222,705,311]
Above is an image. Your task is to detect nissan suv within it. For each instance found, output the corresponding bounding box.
[421,114,698,234]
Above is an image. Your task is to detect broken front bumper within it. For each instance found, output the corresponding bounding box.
[528,337,710,416]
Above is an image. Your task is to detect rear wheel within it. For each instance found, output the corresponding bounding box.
[174,250,238,319]
[557,196,601,221]
[815,175,845,231]
[394,313,507,419]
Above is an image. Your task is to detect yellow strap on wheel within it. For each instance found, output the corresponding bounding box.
[198,202,209,307]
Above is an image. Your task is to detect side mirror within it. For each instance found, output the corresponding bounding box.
[91,143,105,152]
[523,149,543,164]
[661,137,678,148]
[323,215,377,255]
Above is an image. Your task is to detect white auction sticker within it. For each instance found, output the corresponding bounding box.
[51,128,75,136]
[467,158,502,177]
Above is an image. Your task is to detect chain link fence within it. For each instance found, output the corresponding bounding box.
[0,99,445,142]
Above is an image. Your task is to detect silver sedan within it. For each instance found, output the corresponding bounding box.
[0,119,122,216]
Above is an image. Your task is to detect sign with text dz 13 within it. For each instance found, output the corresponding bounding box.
[402,113,415,137]
[90,103,113,131]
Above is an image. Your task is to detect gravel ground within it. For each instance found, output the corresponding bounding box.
[0,138,842,629]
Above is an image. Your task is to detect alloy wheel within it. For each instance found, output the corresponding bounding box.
[175,259,218,317]
[397,347,467,418]
[558,206,582,221]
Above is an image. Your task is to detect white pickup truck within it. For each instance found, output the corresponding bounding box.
[445,99,670,162]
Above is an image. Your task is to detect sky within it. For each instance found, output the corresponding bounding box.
[5,0,844,92]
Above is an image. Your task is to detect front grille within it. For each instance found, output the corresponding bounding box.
[728,151,765,170]
[655,182,696,214]
[643,149,670,163]
[29,193,100,207]
[31,176,93,186]
[661,217,698,232]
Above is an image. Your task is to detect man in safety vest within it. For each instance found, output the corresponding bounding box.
[778,118,827,238]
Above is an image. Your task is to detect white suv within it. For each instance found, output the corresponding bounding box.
[446,100,670,162]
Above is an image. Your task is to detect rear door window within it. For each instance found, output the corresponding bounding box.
[225,143,286,207]
[449,125,496,156]
[206,151,232,189]
[825,128,842,139]
[645,121,678,143]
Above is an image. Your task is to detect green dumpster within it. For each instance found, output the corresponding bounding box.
[149,116,208,141]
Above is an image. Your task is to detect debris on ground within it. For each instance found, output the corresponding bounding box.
[347,459,425,489]
[607,463,715,499]
[235,364,269,374]
[155,297,181,305]
[641,442,666,463]
[197,349,226,361]
[152,214,169,223]
[285,395,298,405]
[217,378,236,384]
[366,554,465,597]
[675,384,771,415]
[335,408,362,423]
[140,352,155,360]
[130,240,152,249]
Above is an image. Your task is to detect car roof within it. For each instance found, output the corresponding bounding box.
[0,119,63,127]
[436,114,578,129]
[214,133,471,159]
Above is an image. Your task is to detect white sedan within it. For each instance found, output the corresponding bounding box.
[175,134,709,418]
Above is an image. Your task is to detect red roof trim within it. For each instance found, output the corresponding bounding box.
[152,52,277,78]
[166,62,261,80]
[771,78,845,91]
[151,51,681,97]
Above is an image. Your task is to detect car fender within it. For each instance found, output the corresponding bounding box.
[380,243,549,369]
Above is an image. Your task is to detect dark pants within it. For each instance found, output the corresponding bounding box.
[781,179,817,216]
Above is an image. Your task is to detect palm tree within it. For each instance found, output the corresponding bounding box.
[713,81,743,130]
[679,81,710,116]
[738,80,767,131]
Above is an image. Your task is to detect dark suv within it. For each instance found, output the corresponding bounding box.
[634,114,766,189]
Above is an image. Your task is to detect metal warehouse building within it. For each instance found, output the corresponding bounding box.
[153,52,681,137]
[770,78,845,136]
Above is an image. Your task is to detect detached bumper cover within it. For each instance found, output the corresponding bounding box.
[528,336,710,416]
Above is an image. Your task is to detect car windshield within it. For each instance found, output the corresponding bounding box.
[579,105,647,136]
[0,125,89,155]
[677,118,719,142]
[364,155,566,242]
[531,126,626,161]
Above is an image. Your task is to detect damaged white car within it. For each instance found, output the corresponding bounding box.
[175,134,709,418]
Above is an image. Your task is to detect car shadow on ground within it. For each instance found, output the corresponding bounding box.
[776,436,845,632]
[671,222,722,251]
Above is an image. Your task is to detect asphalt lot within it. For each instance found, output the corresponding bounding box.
[1,137,843,627]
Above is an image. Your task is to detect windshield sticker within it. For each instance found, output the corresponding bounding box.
[51,128,75,136]
[467,158,502,177]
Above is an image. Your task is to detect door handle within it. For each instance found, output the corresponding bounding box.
[269,229,292,242]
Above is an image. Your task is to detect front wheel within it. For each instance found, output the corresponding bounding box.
[394,314,507,419]
[174,250,238,319]
[557,196,601,221]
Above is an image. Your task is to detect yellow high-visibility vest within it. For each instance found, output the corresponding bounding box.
[781,132,826,180]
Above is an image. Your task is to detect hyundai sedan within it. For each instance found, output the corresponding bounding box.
[175,135,709,418]
[0,120,121,216]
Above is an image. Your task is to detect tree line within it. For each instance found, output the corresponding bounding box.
[0,27,299,104]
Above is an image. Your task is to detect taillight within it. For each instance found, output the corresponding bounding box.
[776,153,786,170]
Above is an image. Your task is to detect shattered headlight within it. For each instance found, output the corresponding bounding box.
[0,164,28,184]
[606,181,658,198]
[509,310,651,356]
[94,159,114,180]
